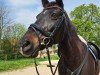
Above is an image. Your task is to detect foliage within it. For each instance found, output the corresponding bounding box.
[0,23,26,60]
[70,4,100,46]
[0,3,13,50]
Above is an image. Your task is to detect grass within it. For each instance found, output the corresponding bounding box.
[37,54,59,61]
[0,58,35,72]
[0,55,59,72]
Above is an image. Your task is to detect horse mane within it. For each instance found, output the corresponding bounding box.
[63,11,76,38]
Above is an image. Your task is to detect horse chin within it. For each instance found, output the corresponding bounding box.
[20,45,39,58]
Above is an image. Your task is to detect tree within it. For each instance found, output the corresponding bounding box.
[70,4,100,46]
[2,23,26,60]
[93,25,100,46]
[0,2,13,49]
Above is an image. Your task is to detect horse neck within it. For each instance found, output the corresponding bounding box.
[59,20,87,71]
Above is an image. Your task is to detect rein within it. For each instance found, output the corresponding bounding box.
[34,46,62,75]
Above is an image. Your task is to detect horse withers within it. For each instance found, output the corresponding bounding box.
[19,0,100,75]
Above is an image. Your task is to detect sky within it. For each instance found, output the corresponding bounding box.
[0,0,100,28]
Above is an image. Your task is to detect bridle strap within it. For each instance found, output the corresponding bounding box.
[29,25,41,57]
[34,58,40,75]
[29,24,50,37]
[62,47,88,75]
[46,45,55,75]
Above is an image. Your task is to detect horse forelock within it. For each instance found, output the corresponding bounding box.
[44,1,63,10]
[46,1,57,7]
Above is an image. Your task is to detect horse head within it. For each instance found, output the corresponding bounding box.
[19,0,66,57]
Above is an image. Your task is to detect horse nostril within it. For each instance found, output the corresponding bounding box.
[23,40,31,47]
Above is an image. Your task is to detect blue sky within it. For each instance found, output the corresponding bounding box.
[1,0,100,27]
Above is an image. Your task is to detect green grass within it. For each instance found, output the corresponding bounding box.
[0,55,59,72]
[36,54,59,61]
[0,58,35,72]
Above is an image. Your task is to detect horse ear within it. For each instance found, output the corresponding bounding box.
[56,0,64,8]
[41,0,49,7]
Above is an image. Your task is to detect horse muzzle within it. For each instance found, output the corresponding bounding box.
[19,40,38,57]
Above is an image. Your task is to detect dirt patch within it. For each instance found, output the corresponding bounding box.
[0,65,58,75]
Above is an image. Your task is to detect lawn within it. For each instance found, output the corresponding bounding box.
[0,55,59,72]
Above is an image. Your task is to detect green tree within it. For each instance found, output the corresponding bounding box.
[0,2,13,50]
[1,23,26,60]
[70,4,100,46]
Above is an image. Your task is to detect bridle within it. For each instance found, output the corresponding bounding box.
[28,6,65,75]
[29,6,65,57]
[28,6,88,75]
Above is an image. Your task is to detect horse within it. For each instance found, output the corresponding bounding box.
[19,0,100,75]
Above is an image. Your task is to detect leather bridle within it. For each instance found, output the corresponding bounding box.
[28,6,65,75]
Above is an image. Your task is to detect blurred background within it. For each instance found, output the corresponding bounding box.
[0,0,100,72]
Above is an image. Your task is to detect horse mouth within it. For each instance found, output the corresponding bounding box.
[20,41,38,57]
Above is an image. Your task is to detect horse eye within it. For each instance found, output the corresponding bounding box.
[51,12,58,20]
[51,13,57,17]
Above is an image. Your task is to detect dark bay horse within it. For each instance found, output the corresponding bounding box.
[19,0,100,75]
